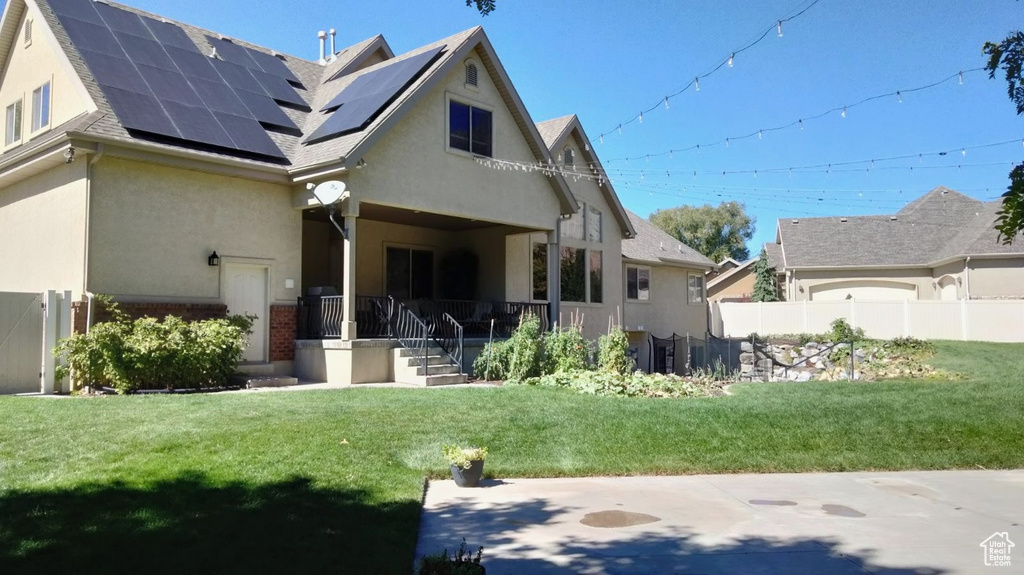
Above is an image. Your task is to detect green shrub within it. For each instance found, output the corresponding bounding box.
[472,340,508,381]
[505,313,543,382]
[883,336,933,357]
[828,318,865,343]
[597,326,632,375]
[54,298,253,393]
[542,323,591,373]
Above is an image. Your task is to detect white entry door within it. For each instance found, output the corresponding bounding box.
[224,264,268,362]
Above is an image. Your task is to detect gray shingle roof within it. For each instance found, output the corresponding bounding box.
[535,115,574,150]
[622,210,715,268]
[777,187,1024,268]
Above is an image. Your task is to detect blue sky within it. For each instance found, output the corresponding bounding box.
[61,0,1024,253]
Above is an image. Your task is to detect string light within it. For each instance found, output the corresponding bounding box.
[638,111,643,124]
[602,67,984,163]
[958,71,963,85]
[758,129,763,140]
[664,97,670,109]
[798,119,804,129]
[694,77,700,92]
[592,0,822,143]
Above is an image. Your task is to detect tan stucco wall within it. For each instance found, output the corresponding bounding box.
[345,47,561,231]
[708,267,756,302]
[0,2,92,152]
[931,260,966,300]
[0,159,86,296]
[789,268,933,301]
[623,264,708,340]
[88,157,300,303]
[968,258,1024,299]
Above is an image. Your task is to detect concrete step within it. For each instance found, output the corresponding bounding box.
[231,374,299,388]
[404,354,455,367]
[398,347,444,358]
[412,364,462,376]
[423,373,469,386]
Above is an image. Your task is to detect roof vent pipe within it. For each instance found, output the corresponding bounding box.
[317,30,327,65]
[329,29,337,62]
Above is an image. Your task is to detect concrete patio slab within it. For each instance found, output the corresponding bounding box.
[416,470,1023,574]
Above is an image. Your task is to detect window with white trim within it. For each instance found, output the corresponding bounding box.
[5,100,22,146]
[587,206,602,243]
[532,242,547,301]
[448,99,492,157]
[563,147,574,166]
[31,82,50,132]
[626,266,650,301]
[560,246,585,303]
[687,273,704,304]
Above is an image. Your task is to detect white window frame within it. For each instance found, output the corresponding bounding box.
[5,99,23,149]
[563,146,574,166]
[531,240,548,303]
[687,273,705,304]
[31,81,51,135]
[587,205,602,243]
[626,265,651,302]
[444,92,493,159]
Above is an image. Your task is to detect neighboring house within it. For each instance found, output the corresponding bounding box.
[771,187,1024,301]
[0,0,710,386]
[707,244,784,302]
[706,257,741,281]
[619,210,716,372]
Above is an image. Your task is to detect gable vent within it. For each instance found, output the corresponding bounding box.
[23,19,32,45]
[889,216,898,221]
[466,62,478,86]
[791,219,800,224]
[839,217,848,222]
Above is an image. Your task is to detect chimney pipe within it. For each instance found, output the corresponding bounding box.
[317,30,327,65]
[329,29,337,62]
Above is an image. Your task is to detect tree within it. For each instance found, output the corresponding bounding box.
[750,248,779,302]
[465,0,496,15]
[984,31,1024,244]
[649,201,755,263]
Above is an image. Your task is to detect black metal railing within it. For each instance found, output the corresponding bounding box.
[391,299,433,375]
[298,296,549,342]
[436,313,464,372]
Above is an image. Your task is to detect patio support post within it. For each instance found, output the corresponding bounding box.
[341,215,358,340]
[547,228,560,328]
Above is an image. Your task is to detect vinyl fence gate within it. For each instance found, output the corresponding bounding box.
[0,290,73,395]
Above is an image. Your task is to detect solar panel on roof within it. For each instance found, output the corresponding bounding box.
[114,32,176,70]
[245,47,299,82]
[234,89,299,130]
[250,69,307,108]
[140,16,199,52]
[161,100,237,149]
[101,85,181,139]
[210,59,267,96]
[47,0,104,26]
[189,78,254,118]
[214,112,286,158]
[206,36,262,69]
[53,0,288,160]
[94,2,152,39]
[60,16,124,56]
[137,64,204,107]
[304,46,444,144]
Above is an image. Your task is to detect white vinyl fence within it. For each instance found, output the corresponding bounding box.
[710,299,1024,342]
[0,290,73,395]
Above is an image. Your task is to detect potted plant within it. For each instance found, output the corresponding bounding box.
[443,444,488,487]
[418,539,484,574]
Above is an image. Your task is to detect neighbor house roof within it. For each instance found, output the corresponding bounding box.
[622,210,715,269]
[776,187,1024,269]
[706,243,784,289]
[534,114,635,238]
[3,0,577,210]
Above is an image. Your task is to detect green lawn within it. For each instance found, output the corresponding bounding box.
[1,340,1022,573]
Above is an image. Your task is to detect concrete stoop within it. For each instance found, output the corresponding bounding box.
[393,347,468,386]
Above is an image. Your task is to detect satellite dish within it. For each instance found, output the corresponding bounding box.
[311,180,347,206]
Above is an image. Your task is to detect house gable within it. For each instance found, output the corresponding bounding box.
[0,0,94,154]
[344,44,566,231]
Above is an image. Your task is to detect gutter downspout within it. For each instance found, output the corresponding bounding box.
[964,257,971,300]
[549,215,569,329]
[83,145,104,333]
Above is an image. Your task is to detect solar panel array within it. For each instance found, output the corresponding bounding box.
[48,0,308,159]
[304,46,445,144]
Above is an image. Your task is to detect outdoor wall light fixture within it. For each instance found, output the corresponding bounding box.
[355,159,367,169]
[208,251,220,267]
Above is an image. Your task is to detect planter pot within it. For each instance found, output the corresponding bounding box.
[450,460,485,487]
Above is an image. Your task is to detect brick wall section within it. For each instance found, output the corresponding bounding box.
[269,304,297,361]
[71,301,88,334]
